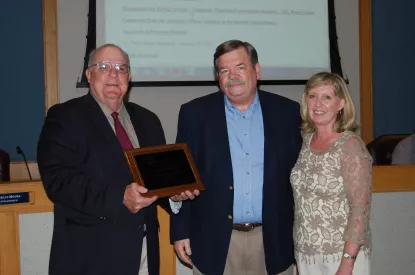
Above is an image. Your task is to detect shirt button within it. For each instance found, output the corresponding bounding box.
[246,172,250,175]
[229,186,233,190]
[245,152,249,156]
[246,211,249,214]
[245,192,249,195]
[228,215,233,220]
[243,116,246,119]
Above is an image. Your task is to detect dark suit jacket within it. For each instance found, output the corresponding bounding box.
[37,93,166,275]
[170,90,302,275]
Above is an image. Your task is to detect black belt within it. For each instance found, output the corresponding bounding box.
[232,223,262,232]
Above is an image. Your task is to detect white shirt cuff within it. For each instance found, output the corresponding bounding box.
[169,199,182,214]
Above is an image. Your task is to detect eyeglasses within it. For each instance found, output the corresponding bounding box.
[88,62,130,74]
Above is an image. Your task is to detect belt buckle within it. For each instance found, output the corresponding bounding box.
[232,223,254,232]
[245,223,253,231]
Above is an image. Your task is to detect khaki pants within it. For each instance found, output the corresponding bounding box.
[138,237,148,275]
[193,227,294,275]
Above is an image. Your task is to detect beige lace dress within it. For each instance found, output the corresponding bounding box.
[290,130,372,264]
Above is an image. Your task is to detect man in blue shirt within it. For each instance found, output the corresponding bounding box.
[170,40,302,275]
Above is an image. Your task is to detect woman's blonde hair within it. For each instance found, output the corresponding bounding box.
[300,72,357,134]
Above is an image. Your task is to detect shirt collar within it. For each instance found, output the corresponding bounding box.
[90,91,129,120]
[224,89,259,116]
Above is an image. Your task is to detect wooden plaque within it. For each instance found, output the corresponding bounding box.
[124,143,205,198]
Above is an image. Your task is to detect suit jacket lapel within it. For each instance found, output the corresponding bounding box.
[258,90,282,184]
[207,93,233,183]
[83,93,122,151]
[83,93,133,179]
[83,93,145,150]
[125,104,149,148]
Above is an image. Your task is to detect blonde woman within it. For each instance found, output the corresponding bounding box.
[291,72,372,275]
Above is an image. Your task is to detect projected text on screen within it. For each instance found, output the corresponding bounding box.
[97,0,330,82]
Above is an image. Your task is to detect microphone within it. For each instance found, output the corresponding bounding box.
[16,146,33,180]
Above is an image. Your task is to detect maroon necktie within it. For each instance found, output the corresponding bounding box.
[111,112,134,150]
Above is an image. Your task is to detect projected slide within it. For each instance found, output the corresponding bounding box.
[97,0,329,82]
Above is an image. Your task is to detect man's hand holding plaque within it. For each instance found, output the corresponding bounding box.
[124,144,205,199]
[123,183,200,214]
[123,183,157,213]
[170,189,201,202]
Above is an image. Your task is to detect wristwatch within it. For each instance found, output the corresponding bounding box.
[343,252,357,260]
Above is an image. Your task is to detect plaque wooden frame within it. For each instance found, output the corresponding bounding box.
[124,143,205,198]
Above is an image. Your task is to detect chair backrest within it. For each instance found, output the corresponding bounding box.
[366,134,410,165]
[0,149,10,182]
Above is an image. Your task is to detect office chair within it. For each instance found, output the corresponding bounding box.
[0,149,10,181]
[366,134,410,165]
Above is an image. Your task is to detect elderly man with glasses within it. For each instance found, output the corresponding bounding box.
[37,44,198,275]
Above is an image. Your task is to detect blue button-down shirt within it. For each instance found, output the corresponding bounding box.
[225,92,264,223]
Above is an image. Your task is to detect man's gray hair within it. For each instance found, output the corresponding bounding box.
[87,43,130,67]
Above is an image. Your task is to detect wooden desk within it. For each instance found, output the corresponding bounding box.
[1,165,414,274]
[372,165,415,193]
[0,181,175,275]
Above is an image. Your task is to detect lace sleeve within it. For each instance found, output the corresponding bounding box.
[340,135,372,246]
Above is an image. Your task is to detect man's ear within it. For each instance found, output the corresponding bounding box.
[85,69,91,83]
[214,71,219,82]
[255,63,261,80]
